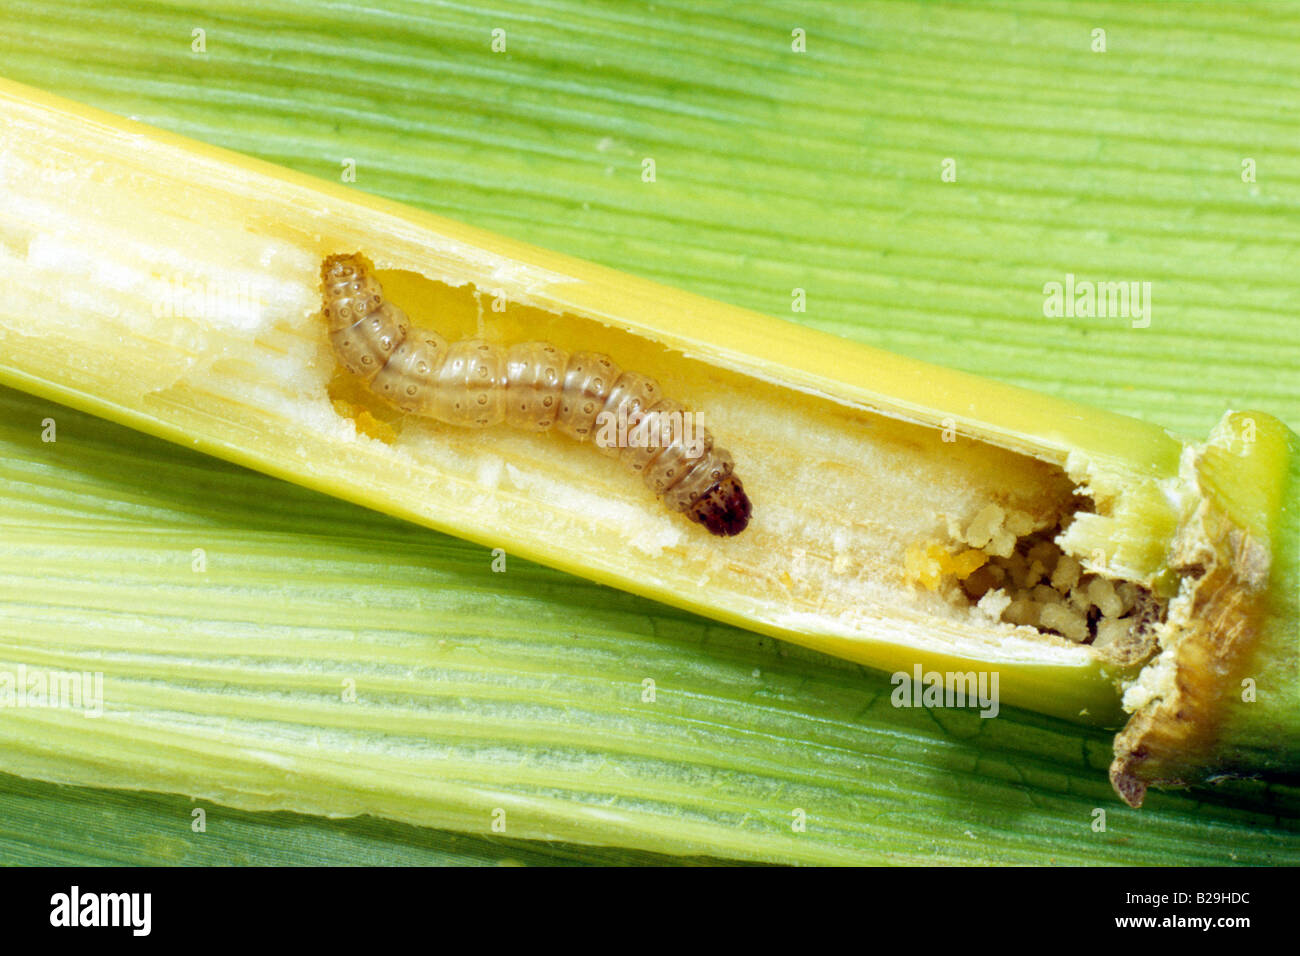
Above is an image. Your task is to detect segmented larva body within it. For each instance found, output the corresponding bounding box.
[321,253,752,536]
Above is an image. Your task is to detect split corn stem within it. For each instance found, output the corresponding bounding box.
[0,77,1295,808]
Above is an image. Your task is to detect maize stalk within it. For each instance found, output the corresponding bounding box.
[0,75,1295,815]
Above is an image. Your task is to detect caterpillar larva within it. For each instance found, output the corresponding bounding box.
[320,253,752,536]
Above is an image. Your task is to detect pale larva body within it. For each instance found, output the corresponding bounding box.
[321,253,752,536]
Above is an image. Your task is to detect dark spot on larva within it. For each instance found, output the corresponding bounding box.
[478,343,489,351]
[477,367,488,378]
[477,395,487,405]
[689,475,751,537]
[417,361,430,374]
[406,385,418,396]
[361,356,373,366]
[543,397,553,407]
[583,401,595,414]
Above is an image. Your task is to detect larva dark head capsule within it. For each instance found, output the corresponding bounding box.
[688,475,752,537]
